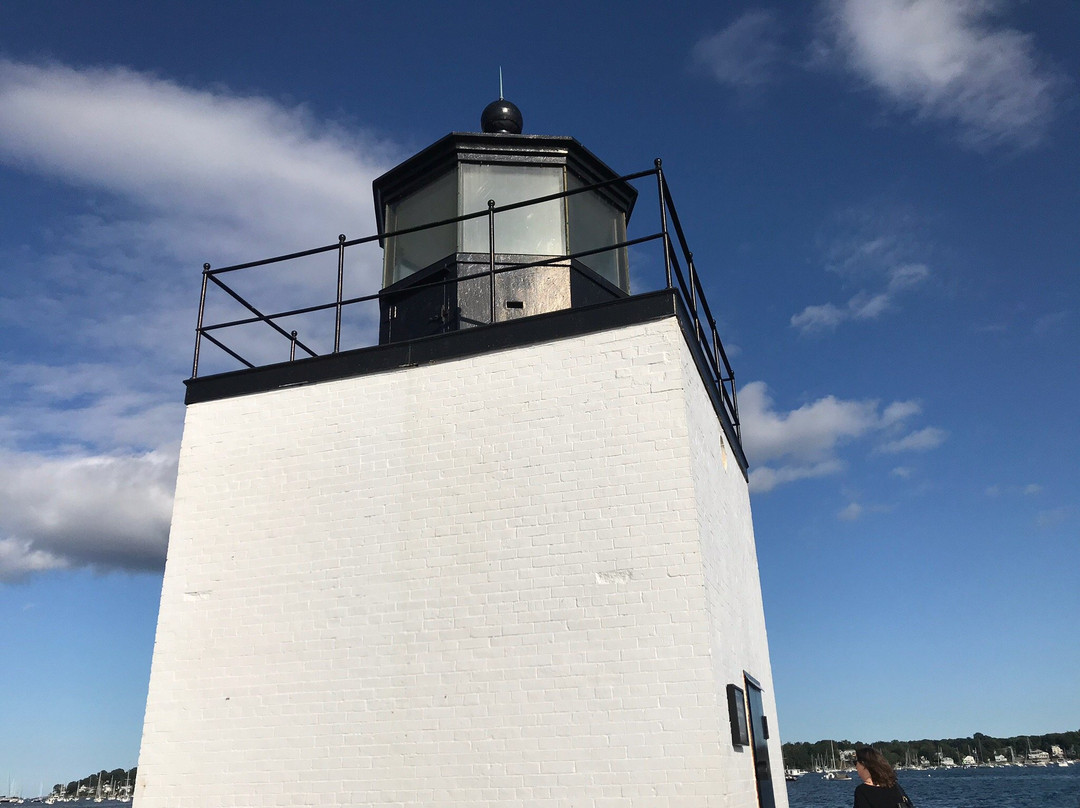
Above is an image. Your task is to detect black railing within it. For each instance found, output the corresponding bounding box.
[191,161,739,439]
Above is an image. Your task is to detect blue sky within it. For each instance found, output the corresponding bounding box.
[1,0,1077,794]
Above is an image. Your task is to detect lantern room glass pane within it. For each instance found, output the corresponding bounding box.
[460,165,566,256]
[567,173,628,291]
[384,169,457,286]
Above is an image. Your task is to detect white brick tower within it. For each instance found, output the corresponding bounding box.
[135,101,789,808]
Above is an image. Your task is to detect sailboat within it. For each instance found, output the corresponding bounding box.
[823,741,851,780]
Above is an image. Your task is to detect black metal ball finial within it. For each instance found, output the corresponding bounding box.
[481,98,523,134]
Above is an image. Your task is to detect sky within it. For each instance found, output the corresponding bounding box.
[1,0,1077,795]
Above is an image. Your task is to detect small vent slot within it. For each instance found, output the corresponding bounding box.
[505,300,524,309]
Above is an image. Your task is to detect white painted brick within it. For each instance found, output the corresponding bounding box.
[135,317,787,808]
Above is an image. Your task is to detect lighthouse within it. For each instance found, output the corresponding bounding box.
[134,99,788,808]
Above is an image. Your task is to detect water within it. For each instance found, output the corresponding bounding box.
[787,766,1080,808]
[23,768,1080,807]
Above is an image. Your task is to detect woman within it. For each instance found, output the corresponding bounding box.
[852,747,913,808]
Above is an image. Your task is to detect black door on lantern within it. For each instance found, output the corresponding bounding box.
[745,673,776,808]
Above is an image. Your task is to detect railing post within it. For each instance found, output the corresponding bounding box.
[688,251,702,343]
[730,371,740,438]
[290,330,298,362]
[655,159,672,289]
[488,199,496,325]
[192,263,210,379]
[711,321,721,380]
[334,234,345,353]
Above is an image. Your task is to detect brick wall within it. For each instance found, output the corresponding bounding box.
[135,317,787,808]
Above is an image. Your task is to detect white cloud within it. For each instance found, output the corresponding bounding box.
[694,10,784,89]
[0,538,67,580]
[790,303,847,332]
[0,61,396,383]
[740,381,929,492]
[891,466,913,478]
[1036,507,1069,528]
[739,381,883,464]
[0,60,395,262]
[0,451,176,581]
[847,291,890,319]
[986,482,1042,497]
[749,459,845,494]
[820,0,1059,148]
[0,361,182,453]
[838,502,864,521]
[794,204,933,335]
[877,425,948,453]
[792,262,929,333]
[882,400,921,425]
[837,499,894,520]
[887,262,930,291]
[1032,311,1070,337]
[0,60,399,580]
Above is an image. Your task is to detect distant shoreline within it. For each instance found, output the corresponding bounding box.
[782,730,1078,772]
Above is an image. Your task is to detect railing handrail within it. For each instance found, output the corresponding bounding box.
[198,233,665,337]
[657,171,740,436]
[206,168,660,277]
[191,162,740,439]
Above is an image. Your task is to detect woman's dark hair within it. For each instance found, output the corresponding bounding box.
[855,746,898,789]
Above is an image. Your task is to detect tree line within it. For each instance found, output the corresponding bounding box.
[782,730,1080,770]
[53,767,137,799]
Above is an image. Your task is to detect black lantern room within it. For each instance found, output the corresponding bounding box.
[373,100,638,344]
